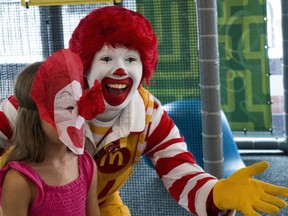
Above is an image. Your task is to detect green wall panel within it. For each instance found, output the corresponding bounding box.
[137,0,200,105]
[218,0,272,131]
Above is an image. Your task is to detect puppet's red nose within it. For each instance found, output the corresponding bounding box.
[113,68,127,77]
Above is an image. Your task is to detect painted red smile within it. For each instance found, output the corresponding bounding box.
[101,77,133,106]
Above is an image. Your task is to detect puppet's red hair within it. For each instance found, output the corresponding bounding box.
[69,6,158,85]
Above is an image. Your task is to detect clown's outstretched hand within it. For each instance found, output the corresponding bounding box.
[213,161,288,216]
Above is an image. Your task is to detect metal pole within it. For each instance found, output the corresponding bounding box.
[39,6,64,58]
[196,0,224,178]
[281,0,288,141]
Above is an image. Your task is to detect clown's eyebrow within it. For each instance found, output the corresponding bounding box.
[59,91,73,98]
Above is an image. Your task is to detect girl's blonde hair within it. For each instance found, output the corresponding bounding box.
[5,61,47,165]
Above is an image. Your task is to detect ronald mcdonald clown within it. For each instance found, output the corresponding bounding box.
[1,6,288,216]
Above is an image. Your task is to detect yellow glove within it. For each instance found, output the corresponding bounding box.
[213,161,288,216]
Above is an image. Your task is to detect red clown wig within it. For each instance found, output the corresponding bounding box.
[69,6,158,85]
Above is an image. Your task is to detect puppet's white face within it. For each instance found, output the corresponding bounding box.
[53,80,85,154]
[87,45,143,110]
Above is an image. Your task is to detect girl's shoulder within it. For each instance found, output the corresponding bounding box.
[1,165,36,209]
[0,161,42,190]
[3,167,33,194]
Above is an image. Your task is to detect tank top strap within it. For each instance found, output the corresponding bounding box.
[1,161,45,204]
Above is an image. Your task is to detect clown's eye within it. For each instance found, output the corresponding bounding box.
[101,56,112,63]
[66,106,74,113]
[125,57,136,63]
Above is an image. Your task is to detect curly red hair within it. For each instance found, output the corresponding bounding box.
[69,6,158,85]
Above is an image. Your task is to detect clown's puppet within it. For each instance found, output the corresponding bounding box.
[0,48,104,165]
[31,48,104,154]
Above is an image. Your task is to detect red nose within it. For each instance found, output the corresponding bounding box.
[113,68,127,77]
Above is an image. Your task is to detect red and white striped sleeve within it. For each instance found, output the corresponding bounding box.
[144,103,220,215]
[0,96,18,149]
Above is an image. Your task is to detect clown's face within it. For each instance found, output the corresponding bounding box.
[53,80,85,154]
[86,45,143,110]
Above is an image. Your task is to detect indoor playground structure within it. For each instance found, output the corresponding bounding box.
[1,0,288,215]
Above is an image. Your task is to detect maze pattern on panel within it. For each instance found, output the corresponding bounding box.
[137,0,200,105]
[217,0,272,131]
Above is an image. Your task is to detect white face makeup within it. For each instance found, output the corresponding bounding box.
[87,45,143,111]
[53,80,85,154]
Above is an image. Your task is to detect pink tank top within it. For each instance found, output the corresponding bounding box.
[0,150,95,216]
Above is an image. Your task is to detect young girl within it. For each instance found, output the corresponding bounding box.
[0,49,103,216]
